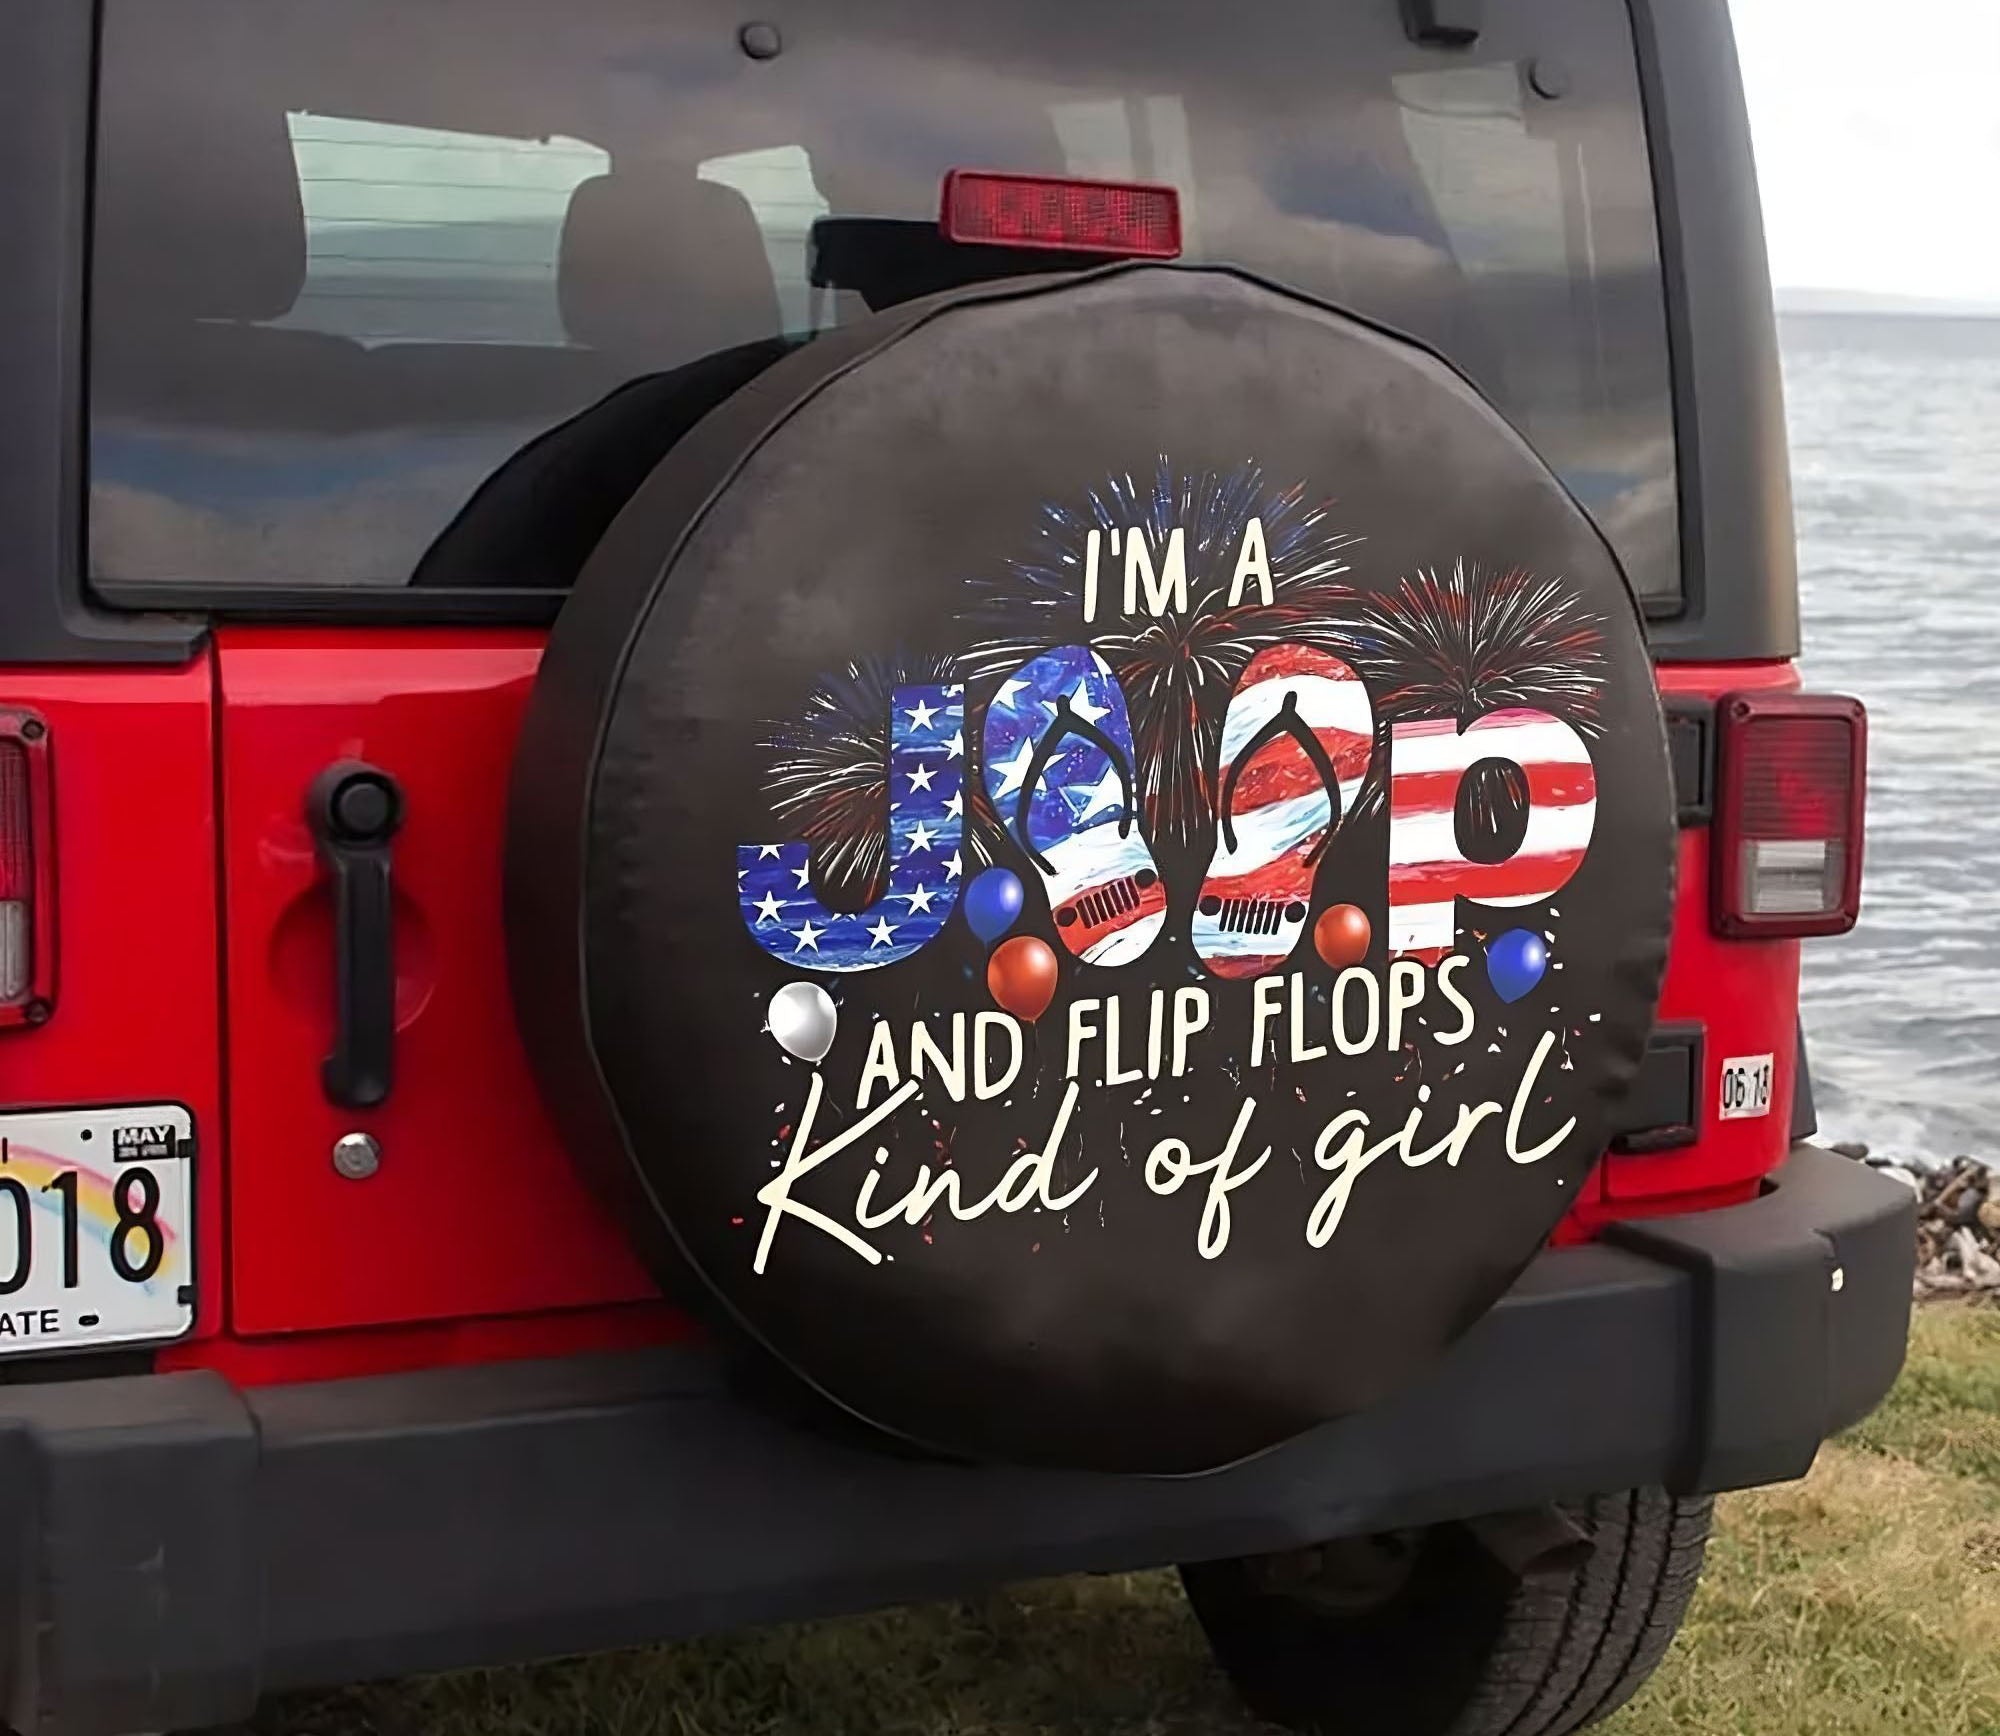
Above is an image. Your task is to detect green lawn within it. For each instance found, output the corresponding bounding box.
[253,1304,2000,1736]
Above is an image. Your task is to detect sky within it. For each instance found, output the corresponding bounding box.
[1729,0,2000,302]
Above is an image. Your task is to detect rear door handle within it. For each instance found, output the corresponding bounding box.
[306,762,404,1110]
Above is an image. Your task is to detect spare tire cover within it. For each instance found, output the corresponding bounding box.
[508,267,1674,1474]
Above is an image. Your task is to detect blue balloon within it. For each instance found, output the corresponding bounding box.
[1487,928,1549,1003]
[964,867,1025,945]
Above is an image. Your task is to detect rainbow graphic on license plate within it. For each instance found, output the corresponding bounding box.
[0,1106,193,1352]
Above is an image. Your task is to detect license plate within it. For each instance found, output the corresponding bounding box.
[0,1105,194,1354]
[1718,1053,1775,1121]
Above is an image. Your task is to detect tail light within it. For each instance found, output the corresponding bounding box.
[941,170,1183,259]
[1712,692,1866,938]
[0,710,53,1024]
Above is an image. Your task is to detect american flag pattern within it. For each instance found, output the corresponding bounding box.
[982,645,1164,965]
[736,683,964,972]
[1386,707,1598,958]
[1193,645,1375,979]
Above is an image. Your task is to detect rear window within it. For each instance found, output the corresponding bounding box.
[88,0,1679,606]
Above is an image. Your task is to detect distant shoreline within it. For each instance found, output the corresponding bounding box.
[1780,308,2000,325]
[1777,292,2000,322]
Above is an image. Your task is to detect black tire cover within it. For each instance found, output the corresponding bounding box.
[507,267,1675,1474]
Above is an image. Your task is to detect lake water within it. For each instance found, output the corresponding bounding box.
[1782,313,2000,1164]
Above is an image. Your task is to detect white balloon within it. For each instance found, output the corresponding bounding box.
[767,980,837,1065]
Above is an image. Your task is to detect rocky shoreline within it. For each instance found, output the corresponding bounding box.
[1832,1143,2000,1298]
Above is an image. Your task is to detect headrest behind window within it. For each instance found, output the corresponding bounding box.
[557,173,783,362]
[95,94,307,327]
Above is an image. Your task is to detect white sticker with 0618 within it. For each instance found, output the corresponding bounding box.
[1718,1053,1775,1121]
[0,1105,194,1354]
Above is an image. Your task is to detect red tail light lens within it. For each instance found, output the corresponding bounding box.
[0,745,27,998]
[941,170,1183,258]
[0,711,52,1022]
[1712,692,1866,938]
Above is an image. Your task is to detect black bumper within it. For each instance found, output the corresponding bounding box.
[0,1144,1912,1736]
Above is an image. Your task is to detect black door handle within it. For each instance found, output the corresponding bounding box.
[306,762,404,1110]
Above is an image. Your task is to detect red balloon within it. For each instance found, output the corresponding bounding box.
[987,935,1059,1023]
[1313,903,1373,969]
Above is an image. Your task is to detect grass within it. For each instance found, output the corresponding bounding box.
[249,1304,2000,1736]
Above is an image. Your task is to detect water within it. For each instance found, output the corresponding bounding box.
[1782,313,2000,1164]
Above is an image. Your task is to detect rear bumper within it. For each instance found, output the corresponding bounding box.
[0,1143,1911,1736]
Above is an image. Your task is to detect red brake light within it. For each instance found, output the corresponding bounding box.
[940,170,1182,259]
[0,710,53,1023]
[1712,692,1866,938]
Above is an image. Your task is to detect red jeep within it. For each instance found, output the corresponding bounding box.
[0,0,1911,1732]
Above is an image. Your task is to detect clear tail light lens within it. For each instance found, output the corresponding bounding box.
[0,712,52,1021]
[941,170,1183,258]
[1712,692,1866,938]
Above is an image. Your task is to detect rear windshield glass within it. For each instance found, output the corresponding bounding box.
[89,0,1679,606]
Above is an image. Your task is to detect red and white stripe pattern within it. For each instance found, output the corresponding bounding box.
[1193,645,1375,979]
[1386,708,1598,958]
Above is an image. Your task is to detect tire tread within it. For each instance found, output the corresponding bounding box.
[1182,1486,1713,1736]
[1481,1489,1712,1736]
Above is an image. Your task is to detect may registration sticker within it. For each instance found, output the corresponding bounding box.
[1718,1054,1775,1122]
[0,1105,194,1353]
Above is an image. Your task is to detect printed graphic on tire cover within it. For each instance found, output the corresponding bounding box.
[982,645,1164,965]
[737,682,964,971]
[510,269,1676,1474]
[1192,645,1374,979]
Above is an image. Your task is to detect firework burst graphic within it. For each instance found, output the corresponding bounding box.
[761,654,1003,904]
[955,459,1363,845]
[1346,562,1607,731]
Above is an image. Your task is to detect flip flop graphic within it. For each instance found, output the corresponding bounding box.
[983,646,1165,965]
[1193,644,1376,979]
